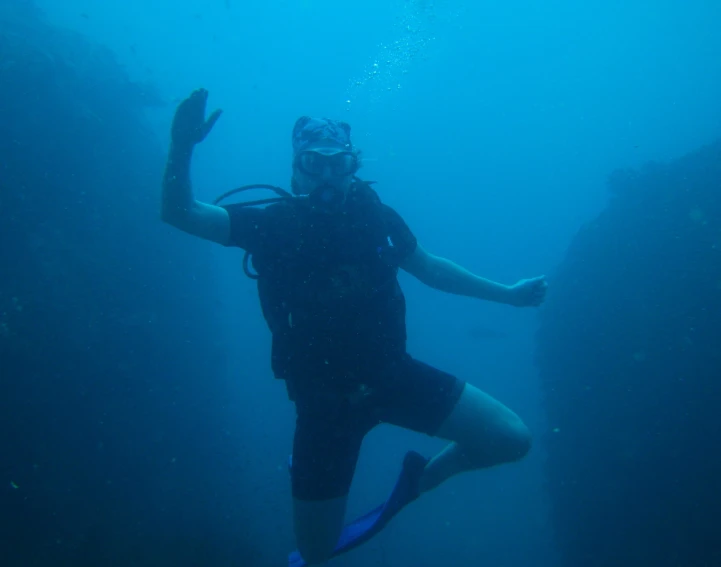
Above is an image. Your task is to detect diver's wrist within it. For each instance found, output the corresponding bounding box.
[167,143,194,181]
[498,284,516,305]
[170,140,193,156]
[470,277,513,304]
[169,141,193,161]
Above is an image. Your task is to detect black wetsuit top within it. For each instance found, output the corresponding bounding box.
[223,183,418,396]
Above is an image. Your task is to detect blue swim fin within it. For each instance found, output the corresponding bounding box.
[288,450,428,567]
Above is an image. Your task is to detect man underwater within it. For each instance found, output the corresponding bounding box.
[161,89,547,566]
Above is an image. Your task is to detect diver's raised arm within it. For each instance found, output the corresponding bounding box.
[161,89,230,245]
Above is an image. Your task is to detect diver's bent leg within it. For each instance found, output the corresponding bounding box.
[420,383,531,493]
[293,495,348,565]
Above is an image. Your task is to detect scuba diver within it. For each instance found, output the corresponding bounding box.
[161,88,547,566]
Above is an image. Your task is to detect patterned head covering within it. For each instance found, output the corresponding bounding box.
[291,116,353,155]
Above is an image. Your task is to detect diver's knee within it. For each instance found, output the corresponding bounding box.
[508,421,532,462]
[493,418,532,464]
[468,419,532,466]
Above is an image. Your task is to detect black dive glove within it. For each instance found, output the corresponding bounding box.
[170,88,222,151]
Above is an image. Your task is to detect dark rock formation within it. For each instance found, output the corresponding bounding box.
[537,139,721,567]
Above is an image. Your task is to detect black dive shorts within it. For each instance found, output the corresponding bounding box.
[289,354,465,501]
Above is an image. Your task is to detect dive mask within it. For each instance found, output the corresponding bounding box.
[294,149,359,178]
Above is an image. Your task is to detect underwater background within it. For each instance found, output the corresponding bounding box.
[1,1,720,566]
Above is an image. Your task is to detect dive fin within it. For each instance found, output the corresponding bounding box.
[288,450,428,567]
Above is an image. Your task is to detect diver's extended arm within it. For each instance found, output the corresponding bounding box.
[401,245,513,303]
[401,245,548,307]
[160,88,230,245]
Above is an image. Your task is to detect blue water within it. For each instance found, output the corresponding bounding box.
[3,0,721,565]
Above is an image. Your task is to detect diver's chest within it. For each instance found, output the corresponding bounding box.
[270,218,398,280]
[290,235,381,279]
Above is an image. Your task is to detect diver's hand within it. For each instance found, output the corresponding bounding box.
[171,88,222,151]
[507,275,547,307]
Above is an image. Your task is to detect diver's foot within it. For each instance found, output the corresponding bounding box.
[383,450,429,518]
[287,450,429,567]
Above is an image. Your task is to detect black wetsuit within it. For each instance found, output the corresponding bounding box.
[223,183,463,500]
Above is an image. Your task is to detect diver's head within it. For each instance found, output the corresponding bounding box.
[290,116,360,210]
